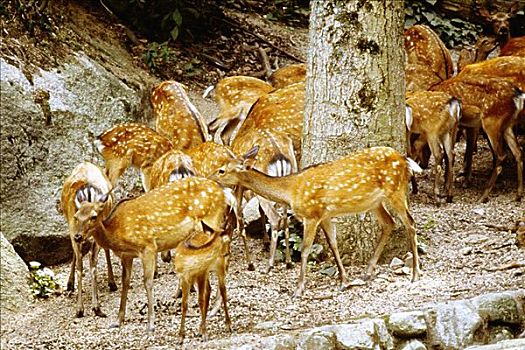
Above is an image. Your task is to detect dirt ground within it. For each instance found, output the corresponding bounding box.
[1,1,524,349]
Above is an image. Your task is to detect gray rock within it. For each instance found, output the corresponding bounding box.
[0,54,153,265]
[398,339,427,350]
[320,318,394,350]
[387,310,427,337]
[426,300,483,350]
[260,334,296,350]
[0,232,32,313]
[471,291,524,325]
[297,329,337,350]
[464,338,525,350]
[243,196,262,224]
[254,321,281,331]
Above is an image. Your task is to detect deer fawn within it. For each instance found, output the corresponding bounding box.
[205,76,273,146]
[268,63,306,89]
[71,177,228,331]
[404,24,453,91]
[174,221,232,343]
[405,91,461,203]
[151,80,210,150]
[60,161,116,317]
[211,146,422,297]
[95,122,173,192]
[457,36,498,73]
[232,128,298,271]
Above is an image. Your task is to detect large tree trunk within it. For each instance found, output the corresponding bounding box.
[302,0,405,266]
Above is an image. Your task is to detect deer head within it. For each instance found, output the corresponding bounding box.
[479,3,519,45]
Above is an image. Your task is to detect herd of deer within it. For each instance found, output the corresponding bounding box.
[58,6,524,342]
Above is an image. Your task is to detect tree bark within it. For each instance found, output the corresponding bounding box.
[302,0,405,265]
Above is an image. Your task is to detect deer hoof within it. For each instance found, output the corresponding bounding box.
[93,307,107,318]
[446,195,453,203]
[247,263,256,271]
[264,265,272,274]
[66,282,74,292]
[286,262,293,270]
[76,310,84,318]
[108,282,118,292]
[362,273,372,281]
[108,322,120,329]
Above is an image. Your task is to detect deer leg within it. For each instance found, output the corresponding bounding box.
[104,248,117,292]
[319,219,348,288]
[294,218,319,298]
[67,253,76,292]
[364,204,395,281]
[282,208,293,269]
[142,250,156,333]
[161,250,172,263]
[217,263,232,332]
[89,242,106,317]
[178,278,191,343]
[391,194,421,281]
[113,256,133,328]
[234,186,255,271]
[72,241,84,318]
[479,125,506,203]
[460,127,478,185]
[105,158,130,188]
[196,275,210,341]
[428,136,444,204]
[259,198,281,272]
[503,126,523,201]
[442,131,456,203]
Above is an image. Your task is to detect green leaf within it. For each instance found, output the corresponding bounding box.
[172,9,183,26]
[170,26,179,41]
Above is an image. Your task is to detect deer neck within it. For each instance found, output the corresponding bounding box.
[237,169,293,205]
[90,221,128,253]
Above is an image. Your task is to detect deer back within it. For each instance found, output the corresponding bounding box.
[500,36,525,57]
[151,81,210,150]
[404,25,454,81]
[268,63,307,89]
[458,56,525,90]
[148,149,196,191]
[100,177,227,254]
[95,123,173,170]
[405,91,460,137]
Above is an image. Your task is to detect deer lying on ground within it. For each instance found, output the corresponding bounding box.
[432,74,525,202]
[268,63,306,89]
[174,221,232,343]
[151,80,210,150]
[404,24,453,91]
[232,128,298,271]
[71,177,228,331]
[60,161,116,317]
[204,76,273,146]
[95,122,173,192]
[405,91,461,203]
[211,146,422,297]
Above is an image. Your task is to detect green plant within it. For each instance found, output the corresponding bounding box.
[183,58,203,77]
[278,231,323,262]
[29,261,58,298]
[405,0,482,47]
[422,218,437,231]
[142,41,176,69]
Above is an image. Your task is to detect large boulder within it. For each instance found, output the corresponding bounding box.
[0,232,32,313]
[0,54,154,265]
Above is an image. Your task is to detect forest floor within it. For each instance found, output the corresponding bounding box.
[1,1,524,349]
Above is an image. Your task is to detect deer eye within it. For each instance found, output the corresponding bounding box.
[218,168,225,175]
[89,215,97,221]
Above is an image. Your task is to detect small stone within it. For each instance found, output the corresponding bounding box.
[461,247,473,255]
[390,257,404,269]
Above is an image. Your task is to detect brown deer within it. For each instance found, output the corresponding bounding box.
[432,74,525,202]
[71,177,228,331]
[479,3,520,49]
[404,24,454,91]
[148,149,196,191]
[173,221,232,343]
[457,36,498,73]
[500,36,525,57]
[95,122,173,192]
[211,146,422,297]
[205,76,274,146]
[60,161,116,317]
[151,80,210,150]
[268,63,306,89]
[232,128,298,271]
[405,91,461,203]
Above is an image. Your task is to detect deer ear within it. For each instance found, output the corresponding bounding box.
[75,190,86,209]
[509,2,519,14]
[479,7,491,18]
[201,221,214,233]
[243,145,259,160]
[98,190,112,204]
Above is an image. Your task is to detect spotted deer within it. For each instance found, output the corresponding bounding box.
[60,161,116,317]
[404,24,453,91]
[71,177,228,331]
[268,63,306,89]
[232,128,298,271]
[151,80,210,150]
[479,3,520,49]
[432,73,525,202]
[204,76,274,146]
[174,221,232,343]
[148,149,196,191]
[405,91,461,203]
[211,146,422,297]
[95,123,173,192]
[457,36,498,73]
